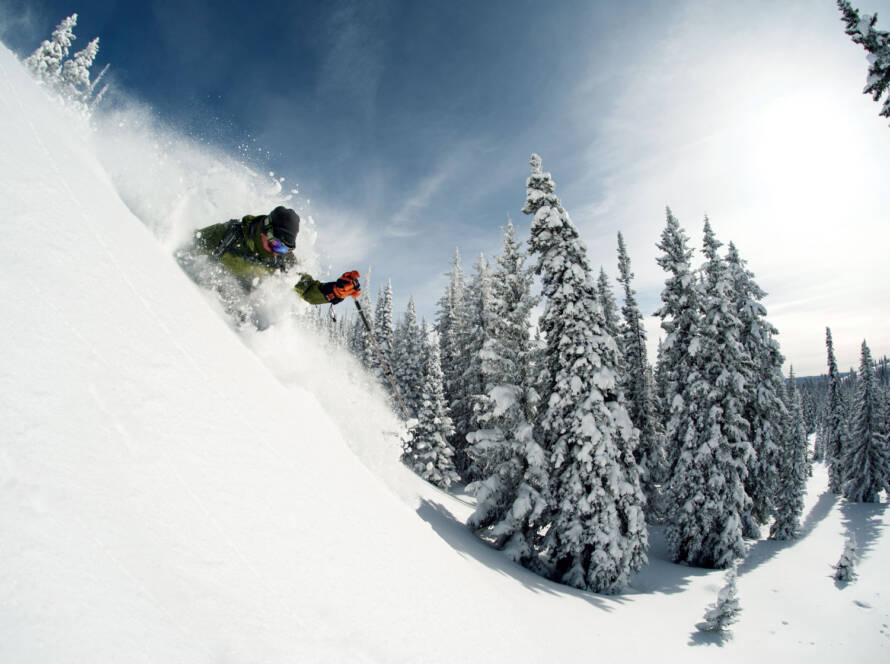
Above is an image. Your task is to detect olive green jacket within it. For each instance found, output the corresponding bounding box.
[192,215,332,306]
[193,215,297,289]
[293,274,332,305]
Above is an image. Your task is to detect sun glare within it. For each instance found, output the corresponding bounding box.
[744,89,855,199]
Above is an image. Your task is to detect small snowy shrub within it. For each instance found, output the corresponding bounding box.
[833,534,858,583]
[697,567,742,633]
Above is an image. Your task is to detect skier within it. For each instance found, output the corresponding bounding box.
[189,206,361,305]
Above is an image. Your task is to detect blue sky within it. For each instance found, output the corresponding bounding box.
[3,0,889,375]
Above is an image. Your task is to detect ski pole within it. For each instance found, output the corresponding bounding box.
[354,299,409,420]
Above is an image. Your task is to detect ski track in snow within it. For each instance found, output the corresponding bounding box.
[1,42,889,663]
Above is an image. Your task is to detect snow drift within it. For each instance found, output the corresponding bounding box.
[1,42,888,663]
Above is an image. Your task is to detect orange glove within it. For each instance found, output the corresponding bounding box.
[332,270,361,300]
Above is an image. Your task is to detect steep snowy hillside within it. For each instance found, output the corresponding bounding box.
[1,43,887,663]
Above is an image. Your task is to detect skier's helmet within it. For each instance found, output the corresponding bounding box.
[266,206,300,248]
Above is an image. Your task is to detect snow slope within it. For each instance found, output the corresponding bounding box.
[1,43,888,662]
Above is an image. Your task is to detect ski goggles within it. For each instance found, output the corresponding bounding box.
[265,235,292,254]
[262,217,293,254]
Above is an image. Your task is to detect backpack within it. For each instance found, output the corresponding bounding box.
[212,219,243,259]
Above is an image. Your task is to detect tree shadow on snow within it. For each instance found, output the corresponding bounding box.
[738,490,839,579]
[415,499,625,611]
[840,500,888,561]
[736,538,789,578]
[624,525,714,596]
[800,490,840,539]
[688,628,733,647]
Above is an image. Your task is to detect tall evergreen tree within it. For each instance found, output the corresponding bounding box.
[466,229,534,480]
[616,231,665,519]
[825,328,848,494]
[466,222,549,568]
[883,383,890,446]
[455,254,496,479]
[664,220,753,569]
[654,208,701,477]
[348,289,375,370]
[654,338,670,426]
[726,242,786,538]
[843,340,890,502]
[525,154,647,593]
[770,367,809,540]
[436,251,470,446]
[392,298,425,419]
[838,0,890,124]
[402,325,460,488]
[373,281,396,388]
[597,267,623,362]
[813,400,827,462]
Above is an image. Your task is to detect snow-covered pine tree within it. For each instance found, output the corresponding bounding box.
[654,338,670,426]
[696,566,741,633]
[825,328,849,494]
[726,242,786,539]
[664,219,753,569]
[392,297,425,419]
[843,340,890,502]
[60,36,99,108]
[24,14,106,113]
[814,410,826,462]
[373,281,396,389]
[402,324,460,488]
[616,231,665,520]
[348,290,375,370]
[833,533,858,582]
[24,14,77,85]
[838,0,890,124]
[455,254,496,481]
[436,250,471,450]
[524,154,647,593]
[654,208,701,478]
[466,233,530,480]
[770,367,809,540]
[842,369,860,453]
[346,305,361,357]
[465,222,549,569]
[884,383,890,452]
[597,267,623,365]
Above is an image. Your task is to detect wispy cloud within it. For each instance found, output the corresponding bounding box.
[315,0,393,120]
[385,165,454,238]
